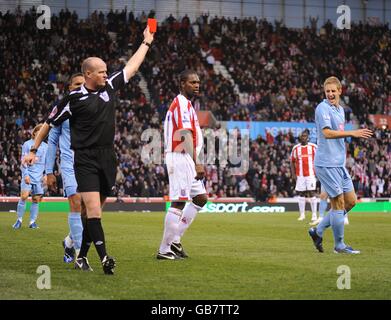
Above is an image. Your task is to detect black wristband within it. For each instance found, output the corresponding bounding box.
[142,40,151,48]
[30,147,38,154]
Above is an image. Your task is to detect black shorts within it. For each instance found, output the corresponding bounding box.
[74,146,118,196]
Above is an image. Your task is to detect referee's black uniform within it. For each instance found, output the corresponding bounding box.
[46,69,128,195]
[46,69,129,274]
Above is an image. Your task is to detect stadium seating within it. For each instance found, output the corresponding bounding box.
[0,8,390,199]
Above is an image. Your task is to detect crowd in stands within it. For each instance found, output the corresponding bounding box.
[0,7,390,200]
[204,16,391,124]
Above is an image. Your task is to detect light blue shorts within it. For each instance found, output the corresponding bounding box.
[21,181,44,195]
[61,167,78,198]
[315,166,354,198]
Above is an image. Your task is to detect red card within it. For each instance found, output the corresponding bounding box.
[148,18,157,33]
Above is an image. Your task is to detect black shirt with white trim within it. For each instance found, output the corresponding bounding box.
[46,69,128,150]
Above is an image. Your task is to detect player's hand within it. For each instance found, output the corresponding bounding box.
[24,176,30,185]
[195,164,205,180]
[22,152,38,166]
[46,174,57,191]
[352,128,373,139]
[143,25,154,44]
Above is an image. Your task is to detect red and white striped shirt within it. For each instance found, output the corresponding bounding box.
[164,94,203,158]
[291,143,317,177]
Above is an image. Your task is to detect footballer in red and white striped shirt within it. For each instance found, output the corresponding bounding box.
[158,70,208,260]
[290,130,319,222]
[291,140,317,177]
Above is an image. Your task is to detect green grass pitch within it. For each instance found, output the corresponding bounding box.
[1,211,390,300]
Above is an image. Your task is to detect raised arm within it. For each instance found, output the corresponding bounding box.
[124,26,155,82]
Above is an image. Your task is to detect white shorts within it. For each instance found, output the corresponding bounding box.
[295,176,316,192]
[166,152,206,201]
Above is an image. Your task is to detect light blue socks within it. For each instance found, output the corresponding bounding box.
[316,210,331,237]
[330,210,346,250]
[29,202,39,224]
[319,199,328,218]
[16,200,26,221]
[68,212,83,250]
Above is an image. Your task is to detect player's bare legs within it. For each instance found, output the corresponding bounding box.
[100,195,107,208]
[171,202,186,211]
[343,190,357,225]
[69,194,82,214]
[20,191,30,201]
[344,191,357,212]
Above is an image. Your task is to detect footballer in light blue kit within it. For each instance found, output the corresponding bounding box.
[45,73,85,263]
[13,124,48,229]
[309,76,373,254]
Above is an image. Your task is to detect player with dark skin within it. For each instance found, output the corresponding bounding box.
[291,130,316,199]
[171,73,208,211]
[46,74,85,214]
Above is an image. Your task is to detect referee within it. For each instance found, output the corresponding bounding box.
[23,26,155,275]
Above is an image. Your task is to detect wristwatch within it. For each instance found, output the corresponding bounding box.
[30,147,38,154]
[142,40,152,48]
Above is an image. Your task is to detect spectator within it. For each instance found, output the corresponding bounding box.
[0,9,390,200]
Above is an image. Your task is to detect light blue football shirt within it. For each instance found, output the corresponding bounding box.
[314,99,346,167]
[45,119,74,174]
[21,139,48,184]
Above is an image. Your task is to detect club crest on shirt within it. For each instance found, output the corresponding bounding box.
[182,112,190,123]
[99,91,110,102]
[180,189,186,196]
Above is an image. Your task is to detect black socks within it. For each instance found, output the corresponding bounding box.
[86,218,107,261]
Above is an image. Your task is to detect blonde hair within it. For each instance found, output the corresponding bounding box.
[32,123,43,139]
[323,76,342,90]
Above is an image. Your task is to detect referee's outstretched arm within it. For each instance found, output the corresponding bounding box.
[124,26,155,82]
